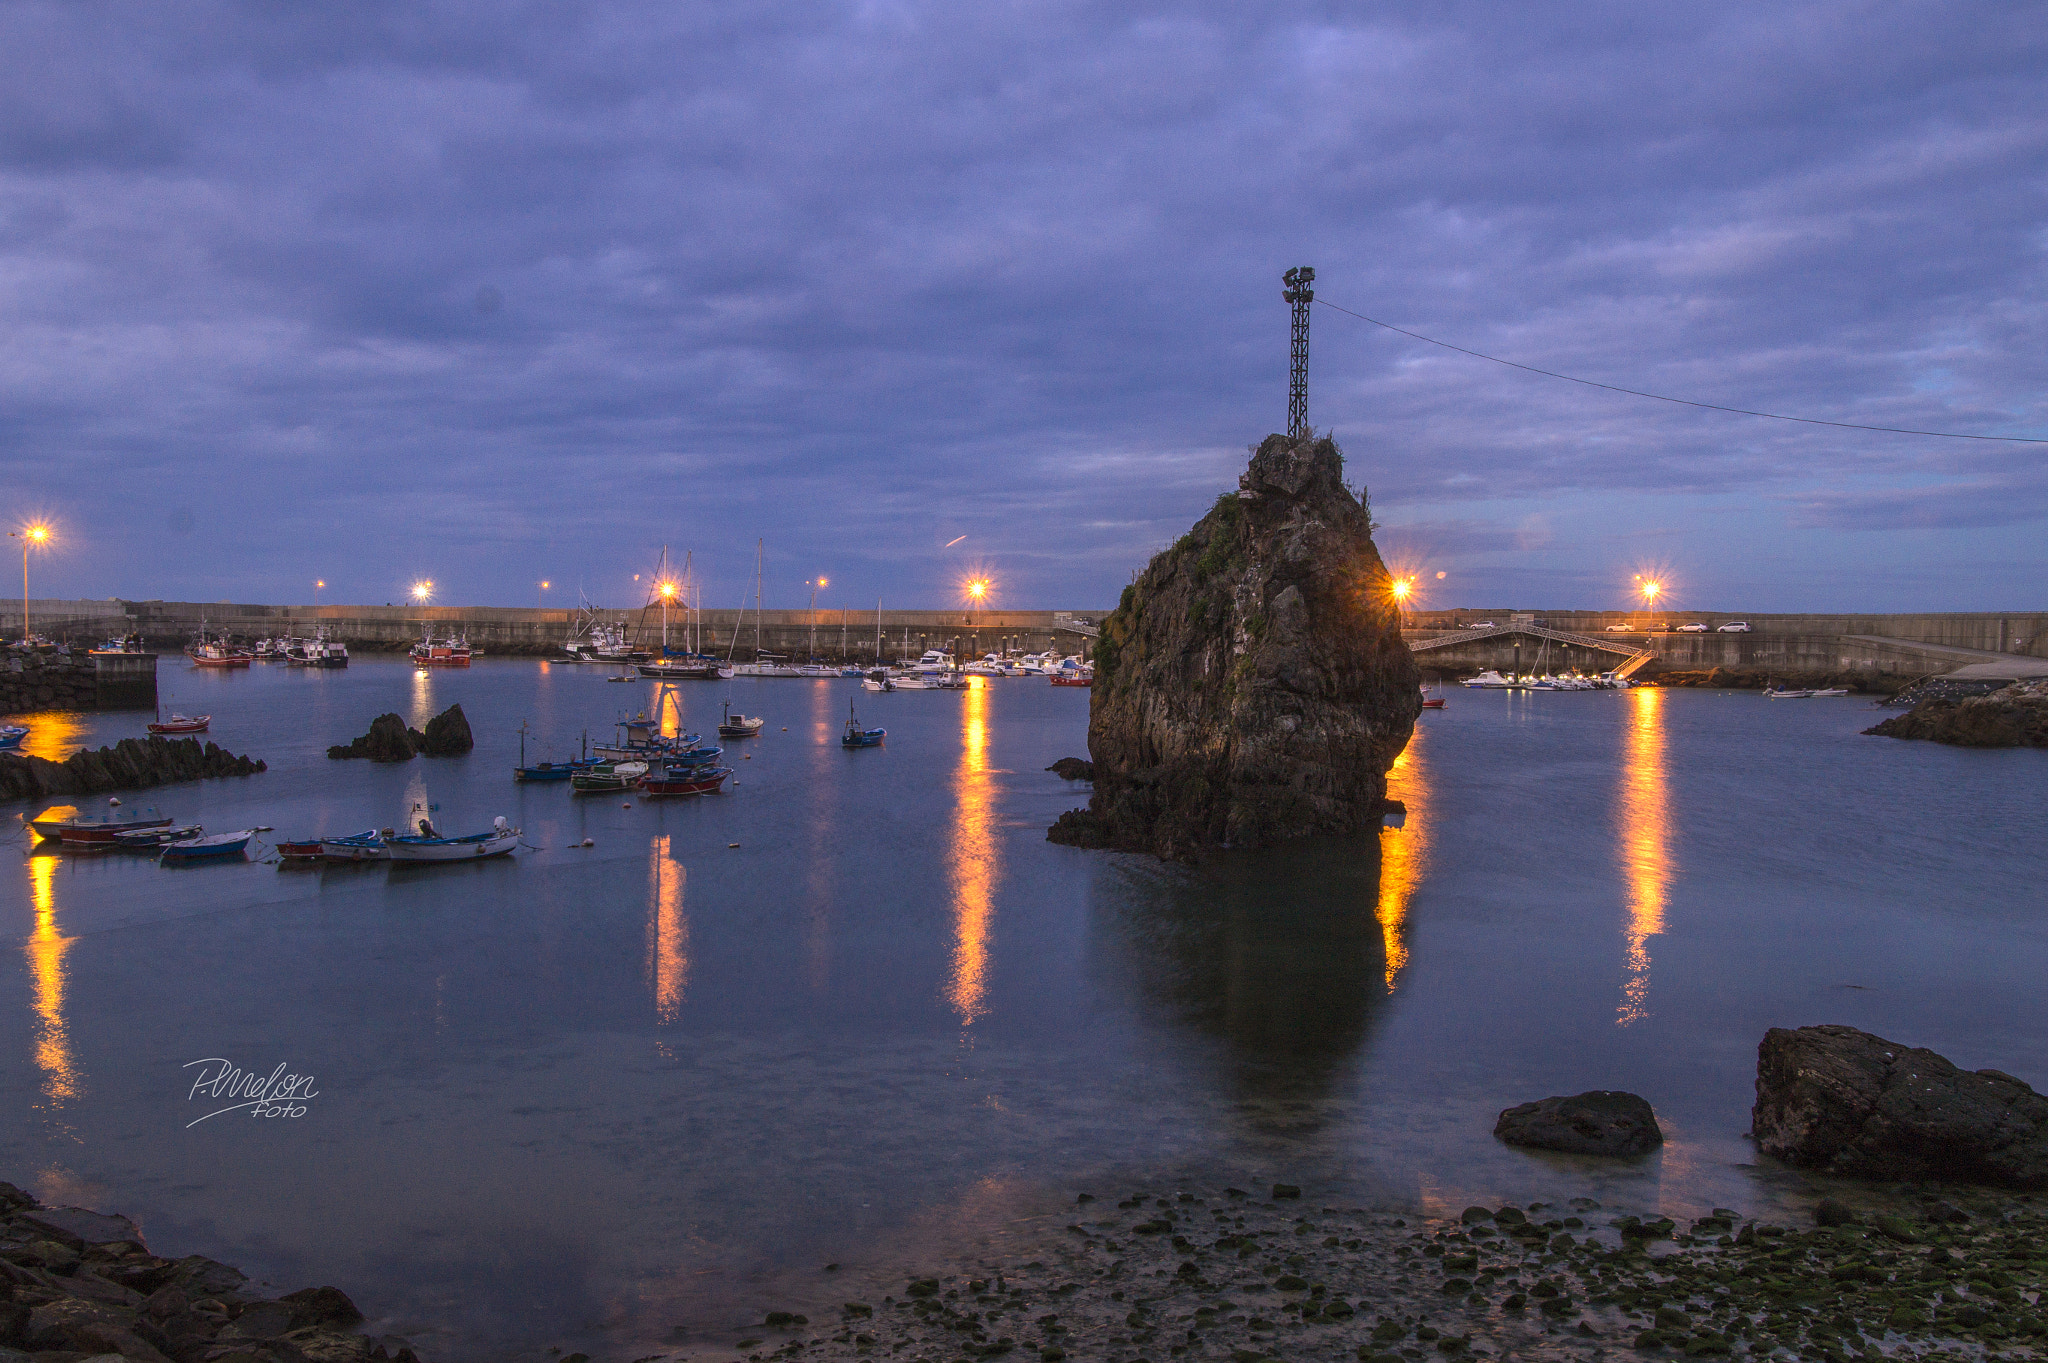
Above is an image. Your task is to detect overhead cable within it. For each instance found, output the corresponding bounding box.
[1315,297,2048,444]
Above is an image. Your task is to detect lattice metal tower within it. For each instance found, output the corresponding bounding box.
[1282,266,1314,438]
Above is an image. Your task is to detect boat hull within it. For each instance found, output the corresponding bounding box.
[160,835,252,862]
[31,809,176,843]
[320,835,388,862]
[637,766,732,796]
[386,830,520,861]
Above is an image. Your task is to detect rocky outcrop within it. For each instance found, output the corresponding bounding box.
[1046,757,1094,781]
[325,707,473,762]
[1049,432,1420,861]
[1494,1091,1664,1156]
[419,703,473,756]
[327,713,423,761]
[1753,1024,2048,1187]
[0,1178,419,1363]
[1864,677,2048,747]
[0,736,264,801]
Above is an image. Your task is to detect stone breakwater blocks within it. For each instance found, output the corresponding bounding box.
[1753,1024,2048,1187]
[1493,1091,1664,1156]
[1864,677,2048,747]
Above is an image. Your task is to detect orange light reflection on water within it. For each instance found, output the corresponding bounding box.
[945,680,997,1026]
[647,834,689,1023]
[1617,686,1672,1026]
[1375,725,1430,989]
[1,709,87,763]
[25,855,79,1107]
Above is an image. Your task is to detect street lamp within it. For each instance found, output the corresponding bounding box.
[538,580,550,611]
[413,580,433,605]
[10,524,50,644]
[314,579,325,608]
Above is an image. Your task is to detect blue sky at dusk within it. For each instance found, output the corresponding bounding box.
[3,2,2044,614]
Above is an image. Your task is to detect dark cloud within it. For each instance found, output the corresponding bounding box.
[1,0,2044,609]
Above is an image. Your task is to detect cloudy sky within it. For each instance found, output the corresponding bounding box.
[4,1,2044,613]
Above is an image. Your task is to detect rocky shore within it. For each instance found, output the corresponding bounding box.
[0,1180,420,1363]
[1865,677,2048,748]
[326,706,473,761]
[0,736,265,801]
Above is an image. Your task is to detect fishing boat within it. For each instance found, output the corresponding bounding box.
[386,815,520,862]
[859,669,894,693]
[29,803,176,844]
[288,626,348,668]
[159,829,264,863]
[717,702,765,738]
[841,706,885,748]
[0,724,26,750]
[1049,670,1091,688]
[1421,697,1446,709]
[274,836,326,860]
[637,756,733,796]
[111,823,205,849]
[513,722,599,781]
[319,831,388,862]
[571,760,648,792]
[410,629,472,667]
[148,711,210,734]
[1762,687,1816,699]
[185,631,251,668]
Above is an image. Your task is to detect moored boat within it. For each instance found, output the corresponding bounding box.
[186,638,252,668]
[148,712,211,734]
[290,627,349,668]
[0,724,26,750]
[638,654,725,680]
[1049,672,1091,688]
[411,631,472,667]
[274,836,326,860]
[637,760,732,796]
[717,702,765,737]
[320,831,388,862]
[841,706,885,748]
[1421,697,1446,709]
[29,804,176,844]
[112,823,205,849]
[571,760,647,792]
[159,829,263,863]
[386,815,520,862]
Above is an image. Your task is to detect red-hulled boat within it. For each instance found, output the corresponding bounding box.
[637,762,732,797]
[411,631,472,667]
[148,712,211,734]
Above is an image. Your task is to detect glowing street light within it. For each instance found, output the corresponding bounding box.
[1390,576,1414,603]
[412,580,434,605]
[1641,579,1662,608]
[10,523,50,643]
[314,579,325,608]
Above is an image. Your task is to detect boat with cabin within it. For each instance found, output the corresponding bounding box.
[841,706,885,748]
[717,701,765,737]
[411,629,472,667]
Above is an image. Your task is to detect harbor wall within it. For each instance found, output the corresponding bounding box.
[1406,609,2048,657]
[8,600,1111,662]
[1,650,156,712]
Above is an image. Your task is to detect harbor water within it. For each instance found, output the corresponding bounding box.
[3,662,2044,1359]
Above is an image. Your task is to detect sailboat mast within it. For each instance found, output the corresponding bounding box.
[753,539,763,661]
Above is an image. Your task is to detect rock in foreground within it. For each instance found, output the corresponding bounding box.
[1754,1024,2048,1187]
[1864,676,2048,747]
[1494,1091,1664,1156]
[1050,432,1421,861]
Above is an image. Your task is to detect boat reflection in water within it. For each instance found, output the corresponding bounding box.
[1098,836,1387,1124]
[1376,726,1431,990]
[946,680,997,1028]
[1616,685,1672,1026]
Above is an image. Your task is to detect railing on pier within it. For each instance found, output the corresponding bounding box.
[1407,622,1656,676]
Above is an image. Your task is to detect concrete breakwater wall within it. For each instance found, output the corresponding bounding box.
[1401,630,1983,683]
[11,600,1112,662]
[1,650,156,711]
[1408,609,2048,657]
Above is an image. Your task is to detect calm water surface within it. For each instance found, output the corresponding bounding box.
[3,662,2044,1358]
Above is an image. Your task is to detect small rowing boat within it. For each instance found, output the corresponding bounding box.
[29,803,176,844]
[320,831,387,862]
[159,829,265,863]
[571,761,647,792]
[0,724,26,750]
[274,837,326,860]
[112,823,205,849]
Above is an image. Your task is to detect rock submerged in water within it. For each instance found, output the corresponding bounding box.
[1048,432,1421,861]
[1045,757,1094,781]
[1494,1091,1664,1157]
[1753,1023,2048,1187]
[328,705,472,761]
[1864,676,2048,747]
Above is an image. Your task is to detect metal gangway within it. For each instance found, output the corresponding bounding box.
[1407,622,1657,678]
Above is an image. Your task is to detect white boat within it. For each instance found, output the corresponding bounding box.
[860,670,895,692]
[732,652,804,677]
[386,815,520,862]
[904,649,955,675]
[1811,688,1849,697]
[1461,670,1520,689]
[1762,688,1816,699]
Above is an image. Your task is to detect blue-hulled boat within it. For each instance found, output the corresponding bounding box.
[159,829,264,863]
[841,706,885,748]
[0,724,27,750]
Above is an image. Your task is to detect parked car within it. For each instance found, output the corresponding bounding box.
[1605,623,1635,631]
[1466,621,1496,629]
[1677,622,1710,632]
[1717,621,1753,632]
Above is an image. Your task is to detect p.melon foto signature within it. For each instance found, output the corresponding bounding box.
[183,1059,320,1127]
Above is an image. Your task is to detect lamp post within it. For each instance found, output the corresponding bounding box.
[314,579,325,608]
[10,524,49,643]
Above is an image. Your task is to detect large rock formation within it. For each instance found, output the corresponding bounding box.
[0,736,264,801]
[1753,1024,2048,1187]
[1864,677,2048,747]
[1049,432,1421,861]
[327,705,472,761]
